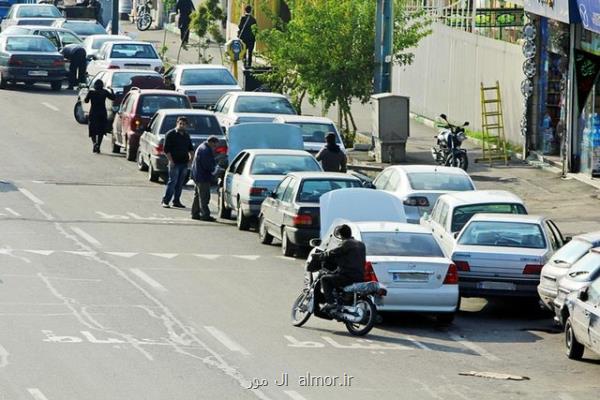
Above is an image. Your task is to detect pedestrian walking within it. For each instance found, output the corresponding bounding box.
[61,44,87,90]
[190,136,219,221]
[238,5,257,68]
[84,79,115,153]
[161,116,194,209]
[316,133,347,172]
[175,0,195,49]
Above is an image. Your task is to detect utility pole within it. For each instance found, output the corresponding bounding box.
[374,0,393,93]
[111,0,119,34]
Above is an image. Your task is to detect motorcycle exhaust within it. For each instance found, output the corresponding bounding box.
[340,306,365,323]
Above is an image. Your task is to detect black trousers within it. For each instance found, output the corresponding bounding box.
[191,181,211,218]
[90,135,103,152]
[321,274,354,304]
[180,20,190,44]
[69,58,87,87]
[243,39,255,67]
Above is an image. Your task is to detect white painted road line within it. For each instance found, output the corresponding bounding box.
[234,255,261,261]
[130,268,167,292]
[284,391,308,400]
[24,250,55,256]
[18,188,44,205]
[5,208,20,217]
[105,252,138,258]
[194,254,221,260]
[71,227,102,247]
[27,388,50,400]
[204,326,250,356]
[149,253,178,259]
[0,344,8,367]
[448,333,500,361]
[41,102,59,112]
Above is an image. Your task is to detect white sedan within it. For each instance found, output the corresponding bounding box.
[87,40,163,77]
[82,34,132,59]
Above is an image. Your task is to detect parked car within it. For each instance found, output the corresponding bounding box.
[213,91,297,129]
[0,35,66,90]
[137,109,226,182]
[82,34,132,59]
[52,19,105,39]
[554,249,600,324]
[219,148,322,231]
[259,172,362,256]
[0,25,81,51]
[74,69,164,124]
[538,231,600,312]
[111,88,192,161]
[452,214,565,298]
[164,64,241,109]
[564,275,600,360]
[373,165,475,224]
[421,190,527,256]
[87,40,163,77]
[272,115,345,154]
[0,4,64,31]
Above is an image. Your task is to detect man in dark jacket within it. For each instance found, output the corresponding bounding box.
[318,224,366,311]
[162,116,194,208]
[191,136,219,221]
[61,44,87,90]
[238,5,257,67]
[176,0,195,48]
[316,133,347,172]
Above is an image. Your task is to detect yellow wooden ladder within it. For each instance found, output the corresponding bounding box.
[476,81,509,166]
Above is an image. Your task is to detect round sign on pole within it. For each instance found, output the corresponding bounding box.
[226,39,246,62]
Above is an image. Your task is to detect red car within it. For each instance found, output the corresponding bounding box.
[111,89,192,161]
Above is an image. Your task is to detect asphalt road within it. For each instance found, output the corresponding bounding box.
[0,85,599,400]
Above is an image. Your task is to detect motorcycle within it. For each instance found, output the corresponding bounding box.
[431,114,470,171]
[135,0,153,31]
[290,244,387,336]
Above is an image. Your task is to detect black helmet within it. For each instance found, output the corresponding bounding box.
[334,224,352,239]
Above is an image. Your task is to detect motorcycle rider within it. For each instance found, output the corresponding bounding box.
[316,224,366,312]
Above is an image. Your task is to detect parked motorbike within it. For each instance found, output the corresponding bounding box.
[431,114,470,171]
[135,0,153,31]
[290,244,386,336]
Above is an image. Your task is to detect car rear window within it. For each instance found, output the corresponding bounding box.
[458,221,546,249]
[180,68,237,85]
[5,36,56,52]
[288,122,341,144]
[234,96,296,114]
[296,179,361,202]
[17,6,61,17]
[407,172,474,191]
[63,21,105,36]
[111,43,158,59]
[138,95,189,116]
[362,232,445,257]
[159,115,223,136]
[549,239,594,266]
[111,72,160,88]
[92,37,129,50]
[451,203,527,232]
[250,155,320,175]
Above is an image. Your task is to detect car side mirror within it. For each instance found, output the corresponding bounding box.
[578,287,589,302]
[463,121,470,127]
[269,192,277,199]
[565,236,572,243]
[422,212,429,220]
[453,232,460,239]
[309,238,321,248]
[87,55,96,61]
[362,181,375,189]
[440,114,447,120]
[207,105,215,111]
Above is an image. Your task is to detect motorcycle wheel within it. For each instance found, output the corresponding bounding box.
[345,298,377,336]
[136,12,153,31]
[291,290,312,327]
[445,153,469,171]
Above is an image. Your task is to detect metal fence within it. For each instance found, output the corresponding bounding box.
[405,0,475,32]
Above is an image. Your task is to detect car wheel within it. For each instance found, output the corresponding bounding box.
[281,229,296,257]
[217,188,231,219]
[258,216,273,245]
[74,101,88,124]
[148,163,159,182]
[565,318,585,360]
[50,81,62,91]
[236,202,251,231]
[126,143,136,161]
[435,313,455,325]
[137,150,148,171]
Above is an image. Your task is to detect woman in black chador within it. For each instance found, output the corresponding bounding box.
[85,79,115,153]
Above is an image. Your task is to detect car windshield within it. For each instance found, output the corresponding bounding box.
[138,95,189,116]
[180,68,237,85]
[5,36,56,52]
[16,6,62,18]
[250,155,320,175]
[549,239,594,266]
[110,43,158,59]
[567,252,600,282]
[362,232,445,257]
[296,179,361,202]
[111,72,159,88]
[62,21,105,36]
[407,172,474,191]
[288,122,340,144]
[451,203,527,232]
[458,221,546,249]
[233,96,296,114]
[159,115,223,136]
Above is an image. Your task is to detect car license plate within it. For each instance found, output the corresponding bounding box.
[392,272,429,282]
[477,281,516,291]
[28,70,48,77]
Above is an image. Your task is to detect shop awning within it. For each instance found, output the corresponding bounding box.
[577,0,600,35]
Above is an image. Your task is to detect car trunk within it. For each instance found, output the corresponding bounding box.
[183,86,240,106]
[369,256,451,290]
[452,245,546,279]
[9,53,63,68]
[294,203,320,229]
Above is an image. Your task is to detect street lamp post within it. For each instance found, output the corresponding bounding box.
[112,0,120,34]
[374,0,393,94]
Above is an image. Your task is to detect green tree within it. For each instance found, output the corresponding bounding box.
[188,0,226,63]
[256,0,430,146]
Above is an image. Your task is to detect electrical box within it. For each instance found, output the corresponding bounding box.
[371,93,410,163]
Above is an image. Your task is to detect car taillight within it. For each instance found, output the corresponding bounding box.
[403,196,430,207]
[155,66,164,73]
[215,145,228,155]
[249,187,268,196]
[130,116,142,131]
[454,260,470,272]
[523,264,543,275]
[188,95,197,103]
[108,65,120,69]
[52,58,65,67]
[364,261,378,282]
[152,143,164,155]
[8,56,22,66]
[292,214,312,226]
[443,263,459,284]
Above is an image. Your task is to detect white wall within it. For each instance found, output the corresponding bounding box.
[393,23,526,145]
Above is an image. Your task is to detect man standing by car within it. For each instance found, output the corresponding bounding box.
[238,5,257,68]
[176,0,195,49]
[316,133,347,172]
[191,136,219,221]
[161,116,194,209]
[61,44,87,90]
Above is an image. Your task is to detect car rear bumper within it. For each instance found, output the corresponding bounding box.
[241,199,264,217]
[459,275,539,297]
[150,154,169,172]
[537,284,558,309]
[1,66,67,82]
[374,285,459,312]
[286,226,319,247]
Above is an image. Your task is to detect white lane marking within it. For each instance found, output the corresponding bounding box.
[27,388,50,400]
[194,254,221,260]
[149,253,178,259]
[401,335,431,351]
[25,250,55,256]
[63,251,96,257]
[0,344,8,367]
[130,268,167,292]
[234,255,260,261]
[71,227,102,247]
[284,391,308,400]
[41,102,59,112]
[18,188,44,205]
[448,332,500,361]
[204,326,250,355]
[105,252,138,258]
[4,208,20,217]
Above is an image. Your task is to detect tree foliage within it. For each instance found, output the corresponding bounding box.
[256,0,431,144]
[189,0,225,62]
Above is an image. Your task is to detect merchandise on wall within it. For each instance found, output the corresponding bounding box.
[575,44,600,175]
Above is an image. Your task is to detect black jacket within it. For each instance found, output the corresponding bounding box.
[323,238,366,282]
[238,14,257,42]
[176,0,194,22]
